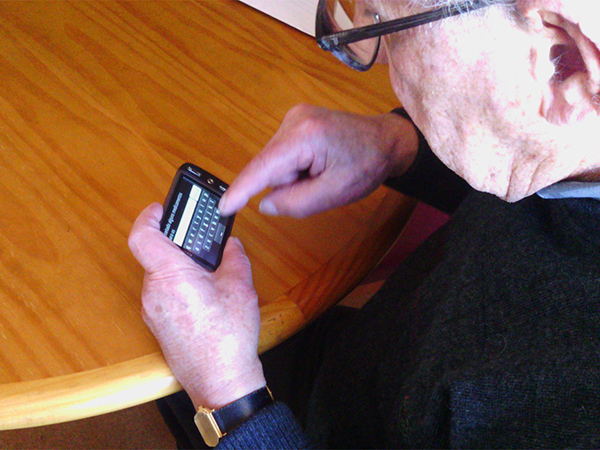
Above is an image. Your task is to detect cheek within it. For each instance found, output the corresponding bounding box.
[386,29,473,128]
[387,52,475,163]
[384,13,567,201]
[387,46,532,183]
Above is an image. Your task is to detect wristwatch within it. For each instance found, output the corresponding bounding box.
[194,386,274,447]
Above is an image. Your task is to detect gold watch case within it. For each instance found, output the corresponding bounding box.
[194,407,223,447]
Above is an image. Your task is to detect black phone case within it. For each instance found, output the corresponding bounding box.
[160,163,235,271]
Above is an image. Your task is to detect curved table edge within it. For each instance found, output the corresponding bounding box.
[0,352,180,430]
[0,190,415,430]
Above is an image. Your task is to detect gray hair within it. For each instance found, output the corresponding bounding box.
[408,0,511,8]
[408,0,520,26]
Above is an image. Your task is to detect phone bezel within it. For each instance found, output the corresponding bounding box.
[160,163,235,271]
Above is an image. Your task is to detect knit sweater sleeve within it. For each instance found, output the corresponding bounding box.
[217,402,313,449]
[384,108,472,215]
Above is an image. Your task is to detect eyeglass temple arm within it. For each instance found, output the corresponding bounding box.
[318,0,495,50]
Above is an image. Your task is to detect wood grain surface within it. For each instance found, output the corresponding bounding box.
[0,0,415,429]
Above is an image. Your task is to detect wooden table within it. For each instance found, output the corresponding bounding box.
[0,0,415,430]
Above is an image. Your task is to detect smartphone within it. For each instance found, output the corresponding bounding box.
[160,163,235,271]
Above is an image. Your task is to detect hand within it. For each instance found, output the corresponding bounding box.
[218,104,419,218]
[128,203,266,410]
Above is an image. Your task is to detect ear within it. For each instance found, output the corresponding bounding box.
[519,1,600,125]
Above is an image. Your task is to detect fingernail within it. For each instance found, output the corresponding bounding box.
[259,199,278,216]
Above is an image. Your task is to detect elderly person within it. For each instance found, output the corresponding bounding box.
[128,0,600,447]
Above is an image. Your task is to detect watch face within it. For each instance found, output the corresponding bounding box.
[194,410,222,447]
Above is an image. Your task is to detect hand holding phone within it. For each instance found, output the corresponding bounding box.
[129,198,265,414]
[160,163,235,271]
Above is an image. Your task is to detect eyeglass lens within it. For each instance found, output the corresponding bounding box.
[323,0,380,67]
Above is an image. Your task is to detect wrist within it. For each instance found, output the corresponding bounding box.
[187,359,267,410]
[194,386,274,447]
[383,110,419,179]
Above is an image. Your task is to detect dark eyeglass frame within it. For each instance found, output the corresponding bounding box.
[316,0,500,71]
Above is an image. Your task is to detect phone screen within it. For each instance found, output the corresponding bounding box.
[160,164,234,271]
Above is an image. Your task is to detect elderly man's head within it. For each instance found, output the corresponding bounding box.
[373,0,600,201]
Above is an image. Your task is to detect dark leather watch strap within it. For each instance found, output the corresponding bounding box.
[212,386,273,435]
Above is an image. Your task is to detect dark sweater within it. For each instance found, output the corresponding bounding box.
[218,133,600,448]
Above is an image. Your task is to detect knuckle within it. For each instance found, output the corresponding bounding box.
[287,104,326,133]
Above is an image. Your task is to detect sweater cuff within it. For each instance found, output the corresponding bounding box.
[218,402,313,449]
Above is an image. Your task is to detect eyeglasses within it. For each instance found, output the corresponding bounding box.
[316,0,498,71]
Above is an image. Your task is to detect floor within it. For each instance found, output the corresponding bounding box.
[0,402,175,449]
[0,202,448,449]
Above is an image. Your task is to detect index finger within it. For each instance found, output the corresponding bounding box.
[218,143,310,217]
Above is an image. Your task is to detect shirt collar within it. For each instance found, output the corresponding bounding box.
[537,181,600,200]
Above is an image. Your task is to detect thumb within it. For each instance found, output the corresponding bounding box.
[217,237,254,286]
[129,202,195,274]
